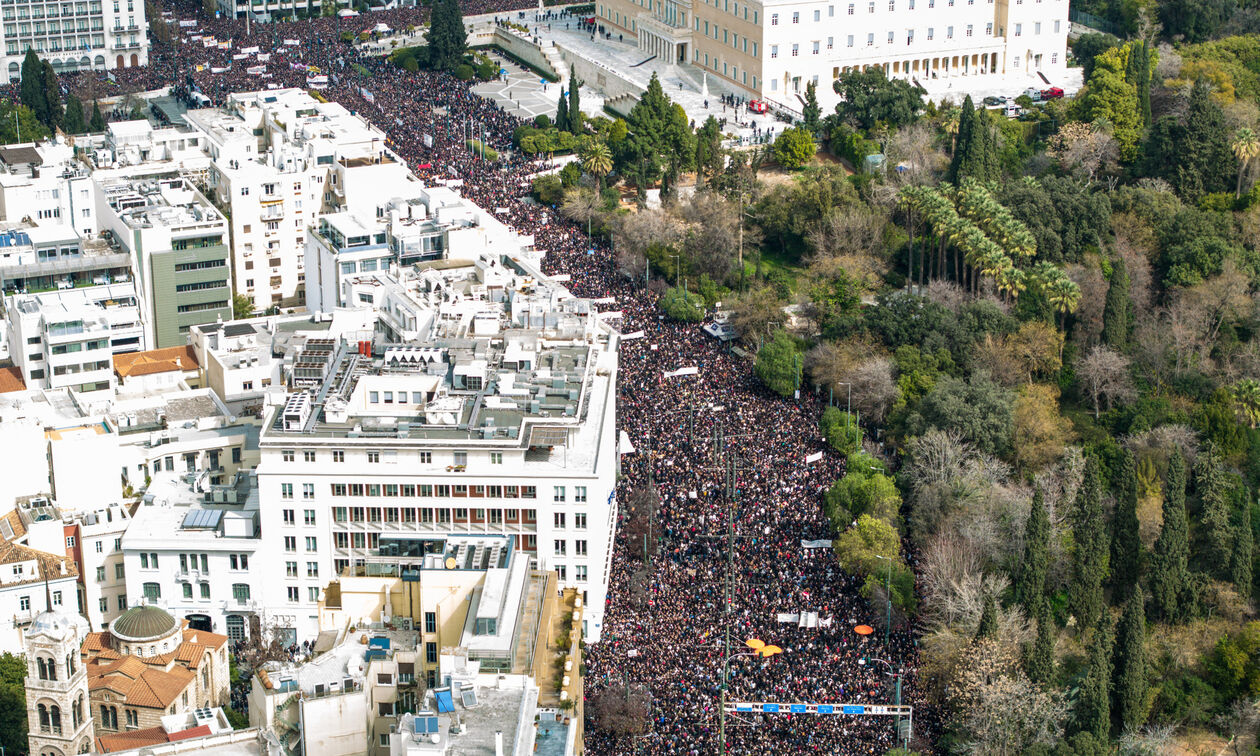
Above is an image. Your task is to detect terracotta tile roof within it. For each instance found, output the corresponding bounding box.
[95,723,214,753]
[0,366,25,394]
[168,725,213,742]
[182,627,228,652]
[0,510,26,542]
[113,346,199,379]
[95,726,169,753]
[0,540,77,584]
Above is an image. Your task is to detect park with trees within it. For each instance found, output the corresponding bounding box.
[551,14,1260,754]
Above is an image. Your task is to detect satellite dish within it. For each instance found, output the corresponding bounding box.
[445,557,457,570]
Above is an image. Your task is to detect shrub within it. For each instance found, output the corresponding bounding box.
[465,140,497,161]
[454,64,474,81]
[773,126,816,170]
[659,287,706,322]
[534,114,553,129]
[532,175,564,204]
[475,59,498,80]
[819,407,859,454]
[559,162,581,188]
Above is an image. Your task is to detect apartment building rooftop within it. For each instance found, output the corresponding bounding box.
[266,253,616,450]
[99,175,224,230]
[257,624,419,700]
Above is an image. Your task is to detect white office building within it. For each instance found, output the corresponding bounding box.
[0,0,148,84]
[254,255,620,643]
[596,0,1069,109]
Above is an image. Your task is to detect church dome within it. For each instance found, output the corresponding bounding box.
[27,608,89,641]
[110,605,179,642]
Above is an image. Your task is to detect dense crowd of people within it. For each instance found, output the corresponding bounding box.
[38,3,930,750]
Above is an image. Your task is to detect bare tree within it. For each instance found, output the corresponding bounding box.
[1077,345,1137,418]
[676,191,742,282]
[560,186,603,231]
[612,207,686,263]
[621,484,659,561]
[588,681,651,739]
[1047,122,1119,181]
[806,204,888,263]
[951,639,1067,755]
[849,356,898,425]
[728,287,787,345]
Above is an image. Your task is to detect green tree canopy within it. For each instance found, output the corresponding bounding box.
[831,66,923,130]
[773,126,815,170]
[427,0,466,70]
[754,329,802,398]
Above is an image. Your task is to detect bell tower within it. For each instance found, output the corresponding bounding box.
[25,599,93,756]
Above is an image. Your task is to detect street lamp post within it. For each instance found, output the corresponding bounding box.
[859,656,907,748]
[720,639,782,752]
[874,554,892,649]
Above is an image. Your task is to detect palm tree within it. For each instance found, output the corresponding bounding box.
[1043,267,1081,355]
[1233,378,1260,428]
[580,140,613,191]
[1233,128,1260,198]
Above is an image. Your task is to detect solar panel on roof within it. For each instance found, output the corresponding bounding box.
[528,426,569,447]
[426,717,439,733]
[181,510,222,529]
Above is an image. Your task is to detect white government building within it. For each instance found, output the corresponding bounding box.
[596,0,1069,109]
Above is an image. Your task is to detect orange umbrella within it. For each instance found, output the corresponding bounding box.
[745,638,766,651]
[854,625,874,636]
[758,645,784,657]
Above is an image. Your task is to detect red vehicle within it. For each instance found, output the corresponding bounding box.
[748,99,767,113]
[1041,86,1065,100]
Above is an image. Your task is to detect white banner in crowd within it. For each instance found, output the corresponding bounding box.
[800,540,833,549]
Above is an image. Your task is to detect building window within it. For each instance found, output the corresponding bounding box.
[556,565,567,582]
[287,587,299,602]
[419,452,432,464]
[52,590,61,605]
[490,452,503,465]
[232,584,250,602]
[553,486,566,502]
[305,510,316,526]
[554,513,566,529]
[575,513,587,529]
[555,540,567,555]
[576,565,588,582]
[282,450,294,462]
[66,536,76,548]
[1014,23,1021,35]
[791,43,798,56]
[142,582,160,600]
[308,587,320,602]
[425,642,437,663]
[770,12,777,23]
[281,484,293,500]
[284,536,296,552]
[333,450,345,463]
[307,562,319,578]
[770,44,777,58]
[96,566,105,582]
[425,612,437,633]
[303,451,315,462]
[306,537,317,552]
[183,583,193,599]
[303,484,315,500]
[201,583,211,598]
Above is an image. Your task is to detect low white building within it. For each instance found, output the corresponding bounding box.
[121,472,264,642]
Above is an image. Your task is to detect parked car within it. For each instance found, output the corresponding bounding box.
[1023,87,1046,102]
[1041,86,1065,99]
[982,95,1005,107]
[1004,102,1024,118]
